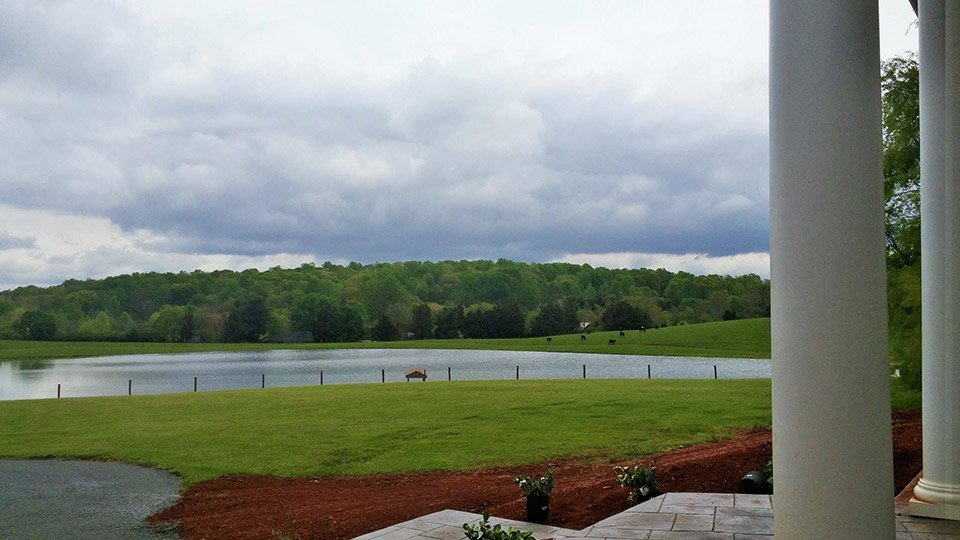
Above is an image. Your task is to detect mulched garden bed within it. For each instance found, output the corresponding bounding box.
[150,410,922,539]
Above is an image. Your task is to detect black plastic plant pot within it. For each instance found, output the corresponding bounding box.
[738,471,769,494]
[633,490,653,504]
[526,494,550,523]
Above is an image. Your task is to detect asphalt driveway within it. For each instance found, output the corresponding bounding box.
[0,459,181,539]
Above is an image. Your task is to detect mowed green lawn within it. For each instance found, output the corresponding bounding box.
[0,317,771,362]
[0,379,772,485]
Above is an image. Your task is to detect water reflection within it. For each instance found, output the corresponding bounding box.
[0,349,771,401]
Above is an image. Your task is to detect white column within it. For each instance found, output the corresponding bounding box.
[770,2,894,538]
[913,0,960,516]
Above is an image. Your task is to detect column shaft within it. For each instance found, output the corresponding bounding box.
[769,1,894,538]
[945,0,960,493]
[916,0,953,506]
[915,0,960,511]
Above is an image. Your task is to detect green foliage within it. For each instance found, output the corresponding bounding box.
[514,465,554,498]
[371,314,398,342]
[881,54,921,391]
[0,260,771,343]
[881,54,920,266]
[434,304,465,339]
[149,305,193,342]
[464,512,535,540]
[77,312,113,340]
[13,311,57,341]
[614,463,659,502]
[488,303,524,338]
[291,296,366,343]
[411,303,433,339]
[0,317,774,361]
[890,378,922,410]
[529,301,578,337]
[602,299,652,331]
[335,303,367,342]
[888,265,921,389]
[224,297,270,342]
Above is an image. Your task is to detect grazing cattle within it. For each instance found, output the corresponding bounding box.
[640,326,647,333]
[619,330,625,337]
[608,339,617,345]
[546,337,552,342]
[580,334,587,341]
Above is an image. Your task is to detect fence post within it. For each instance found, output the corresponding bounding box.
[516,365,519,380]
[261,373,265,389]
[128,379,132,396]
[648,364,651,379]
[714,365,718,380]
[448,366,451,381]
[382,369,385,383]
[194,377,197,392]
[583,364,586,379]
[57,383,60,399]
[320,370,323,386]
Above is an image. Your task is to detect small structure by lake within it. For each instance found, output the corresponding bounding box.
[405,368,427,382]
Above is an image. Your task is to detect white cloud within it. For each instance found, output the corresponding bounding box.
[557,251,770,279]
[0,204,320,291]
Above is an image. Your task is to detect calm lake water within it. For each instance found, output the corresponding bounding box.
[0,349,771,401]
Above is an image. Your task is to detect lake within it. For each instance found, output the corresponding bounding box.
[0,349,771,401]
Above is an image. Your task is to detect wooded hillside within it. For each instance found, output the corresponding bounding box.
[0,260,769,343]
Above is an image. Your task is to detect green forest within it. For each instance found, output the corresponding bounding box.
[0,260,769,344]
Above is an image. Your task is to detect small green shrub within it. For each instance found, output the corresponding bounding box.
[763,459,773,486]
[463,511,535,540]
[614,463,659,503]
[513,465,554,498]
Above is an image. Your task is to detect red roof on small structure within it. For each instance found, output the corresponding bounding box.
[404,368,427,378]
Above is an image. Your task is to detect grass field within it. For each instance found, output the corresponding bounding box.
[0,317,771,362]
[0,379,773,485]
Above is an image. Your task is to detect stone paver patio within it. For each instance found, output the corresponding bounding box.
[354,493,960,540]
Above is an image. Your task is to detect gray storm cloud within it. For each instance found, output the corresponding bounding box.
[0,1,772,279]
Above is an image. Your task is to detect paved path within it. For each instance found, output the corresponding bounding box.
[357,493,960,540]
[0,459,181,539]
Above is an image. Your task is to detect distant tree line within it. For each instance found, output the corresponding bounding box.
[0,259,770,343]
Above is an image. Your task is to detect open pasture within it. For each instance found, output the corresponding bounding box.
[0,379,772,485]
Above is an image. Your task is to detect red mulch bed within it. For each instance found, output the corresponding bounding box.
[150,410,922,539]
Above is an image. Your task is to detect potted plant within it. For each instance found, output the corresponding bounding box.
[513,465,554,523]
[614,463,659,503]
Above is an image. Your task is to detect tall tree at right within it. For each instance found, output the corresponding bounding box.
[881,54,921,390]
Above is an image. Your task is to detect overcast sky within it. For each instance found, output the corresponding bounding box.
[0,1,919,291]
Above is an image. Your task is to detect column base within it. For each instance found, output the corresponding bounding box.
[910,479,960,521]
[908,498,960,521]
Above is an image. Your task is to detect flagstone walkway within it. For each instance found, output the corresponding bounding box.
[354,493,960,540]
